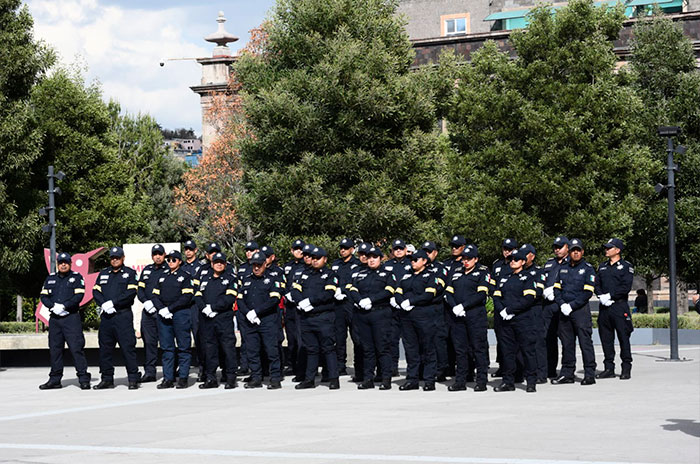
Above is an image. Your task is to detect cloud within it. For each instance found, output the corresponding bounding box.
[27,0,213,133]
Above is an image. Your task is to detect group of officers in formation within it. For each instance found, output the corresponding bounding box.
[39,234,638,393]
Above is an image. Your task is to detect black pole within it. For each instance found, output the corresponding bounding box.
[48,165,57,274]
[665,137,679,360]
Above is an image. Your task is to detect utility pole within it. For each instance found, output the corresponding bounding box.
[39,166,65,273]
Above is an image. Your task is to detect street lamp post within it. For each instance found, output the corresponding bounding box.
[39,166,65,273]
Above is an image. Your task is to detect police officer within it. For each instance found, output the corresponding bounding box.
[196,252,238,389]
[521,244,548,384]
[552,238,597,385]
[261,245,287,372]
[235,241,259,375]
[152,250,194,389]
[283,239,305,376]
[237,251,284,389]
[290,246,340,390]
[137,244,167,383]
[444,246,490,392]
[491,238,518,377]
[595,238,634,380]
[331,238,361,376]
[238,241,260,279]
[384,239,412,376]
[182,239,208,382]
[349,246,395,390]
[39,252,91,390]
[541,236,570,379]
[493,248,538,392]
[92,246,141,389]
[422,241,449,381]
[394,249,440,391]
[444,235,467,278]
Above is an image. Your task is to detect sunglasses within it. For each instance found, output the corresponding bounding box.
[166,257,179,263]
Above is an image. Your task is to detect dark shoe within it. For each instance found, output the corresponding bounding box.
[196,371,206,383]
[448,383,466,391]
[291,375,303,382]
[245,378,263,389]
[373,374,382,382]
[328,378,340,390]
[157,379,174,389]
[141,375,157,383]
[199,379,219,389]
[536,377,548,384]
[295,380,315,389]
[379,379,392,390]
[224,381,237,389]
[581,377,596,386]
[491,368,503,378]
[39,381,62,390]
[320,376,330,383]
[79,382,91,390]
[236,367,251,375]
[423,382,436,391]
[283,366,295,376]
[526,384,537,393]
[338,368,348,376]
[93,380,114,390]
[474,383,487,392]
[514,377,524,384]
[620,366,631,380]
[268,380,282,389]
[357,380,375,390]
[596,369,616,379]
[399,381,419,391]
[436,374,447,382]
[128,382,139,390]
[176,378,189,389]
[350,375,363,383]
[392,368,400,377]
[551,376,575,385]
[494,383,515,392]
[243,375,253,383]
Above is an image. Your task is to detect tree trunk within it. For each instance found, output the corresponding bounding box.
[645,274,655,314]
[16,295,23,322]
[678,280,689,315]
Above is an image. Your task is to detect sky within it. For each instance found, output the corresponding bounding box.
[26,0,277,136]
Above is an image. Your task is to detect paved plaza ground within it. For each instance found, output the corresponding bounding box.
[0,345,698,464]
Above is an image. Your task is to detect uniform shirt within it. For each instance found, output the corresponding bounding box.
[151,268,194,312]
[238,261,253,280]
[443,256,463,280]
[524,263,546,304]
[543,255,569,290]
[348,267,395,309]
[267,263,287,292]
[195,267,238,313]
[445,267,490,310]
[137,262,167,303]
[182,257,207,277]
[493,271,537,317]
[331,255,361,294]
[283,259,304,283]
[595,259,634,307]
[492,257,513,281]
[93,265,138,310]
[427,260,448,304]
[382,256,412,287]
[554,259,596,311]
[394,269,441,308]
[237,269,283,318]
[193,261,236,288]
[289,267,339,315]
[40,271,85,313]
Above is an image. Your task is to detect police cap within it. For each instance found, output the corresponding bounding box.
[604,238,624,251]
[166,250,182,261]
[249,252,266,265]
[151,244,165,255]
[391,239,406,250]
[553,236,569,247]
[244,241,259,251]
[422,241,438,252]
[292,239,305,250]
[212,252,227,263]
[449,235,467,247]
[502,238,518,250]
[410,249,430,261]
[206,242,221,253]
[461,246,478,259]
[310,247,327,258]
[367,246,384,258]
[109,246,124,258]
[184,240,197,250]
[569,238,584,251]
[57,252,72,264]
[339,238,355,249]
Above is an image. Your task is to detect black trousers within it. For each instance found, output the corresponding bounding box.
[334,302,352,370]
[140,310,159,377]
[189,305,206,370]
[597,304,633,371]
[558,305,597,379]
[501,312,537,386]
[389,309,402,371]
[235,311,249,370]
[400,305,438,382]
[355,306,392,381]
[48,312,90,383]
[434,306,449,374]
[542,302,560,377]
[98,310,140,382]
[447,307,489,385]
[201,312,238,381]
[532,304,548,380]
[245,312,282,381]
[300,311,337,381]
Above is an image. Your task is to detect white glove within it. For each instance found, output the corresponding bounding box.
[143,300,156,314]
[452,304,465,317]
[400,299,413,311]
[202,305,214,318]
[159,307,173,319]
[543,286,555,301]
[560,303,573,316]
[334,288,346,301]
[390,297,399,309]
[599,293,613,307]
[102,300,114,310]
[101,304,116,315]
[252,316,262,325]
[51,303,69,316]
[499,308,511,320]
[246,310,258,323]
[359,298,372,310]
[298,298,313,312]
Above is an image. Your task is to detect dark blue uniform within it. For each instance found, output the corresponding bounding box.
[493,271,538,387]
[542,255,569,378]
[291,267,339,382]
[491,257,513,373]
[394,269,441,385]
[283,259,305,374]
[93,266,141,383]
[349,267,395,383]
[195,267,238,383]
[426,261,449,378]
[137,262,167,378]
[382,256,412,373]
[152,268,194,382]
[40,271,90,384]
[554,259,597,379]
[331,256,362,375]
[525,263,548,381]
[595,258,634,374]
[237,269,283,383]
[235,260,253,372]
[444,267,490,386]
[183,257,207,376]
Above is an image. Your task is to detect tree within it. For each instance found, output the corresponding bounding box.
[234,0,450,255]
[443,0,657,266]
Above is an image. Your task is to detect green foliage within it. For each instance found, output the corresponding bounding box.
[0,321,35,333]
[235,0,449,248]
[629,313,700,330]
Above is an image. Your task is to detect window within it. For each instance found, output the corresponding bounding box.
[441,13,470,36]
